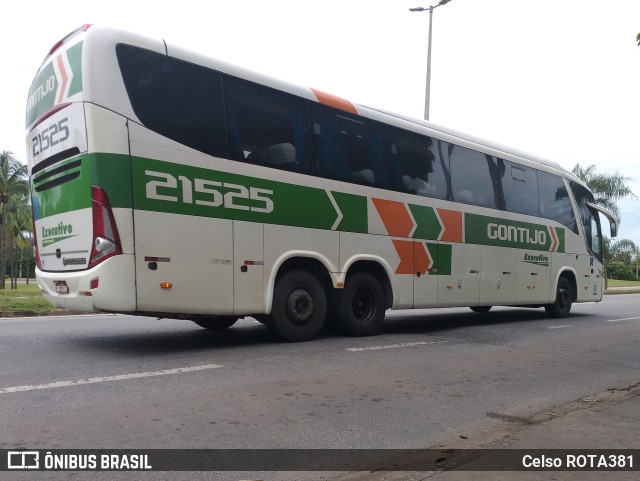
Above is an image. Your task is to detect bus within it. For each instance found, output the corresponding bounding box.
[27,25,618,342]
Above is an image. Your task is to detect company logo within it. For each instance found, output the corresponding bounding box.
[487,223,547,246]
[41,222,76,247]
[26,75,56,116]
[523,253,550,267]
[8,451,39,469]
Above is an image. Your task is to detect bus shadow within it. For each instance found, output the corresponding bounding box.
[69,319,285,356]
[380,307,591,335]
[70,309,592,356]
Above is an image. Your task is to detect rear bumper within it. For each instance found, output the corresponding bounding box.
[36,254,136,313]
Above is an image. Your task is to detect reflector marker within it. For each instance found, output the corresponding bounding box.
[243,260,264,266]
[144,257,171,262]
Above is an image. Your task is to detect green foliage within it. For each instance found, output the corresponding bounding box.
[607,261,636,281]
[0,150,31,289]
[572,164,637,221]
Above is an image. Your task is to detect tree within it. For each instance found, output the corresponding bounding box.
[0,151,29,289]
[572,164,637,221]
[610,238,638,266]
[5,193,33,289]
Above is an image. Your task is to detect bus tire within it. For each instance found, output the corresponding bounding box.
[330,272,385,337]
[269,270,327,342]
[545,276,573,318]
[192,317,238,330]
[470,306,492,313]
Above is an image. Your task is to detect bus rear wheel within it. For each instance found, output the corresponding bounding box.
[192,317,238,330]
[329,272,385,337]
[545,276,573,318]
[269,270,327,342]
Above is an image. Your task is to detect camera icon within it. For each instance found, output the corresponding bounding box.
[8,451,40,469]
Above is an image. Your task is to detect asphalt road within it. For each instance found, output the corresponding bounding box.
[1,294,640,480]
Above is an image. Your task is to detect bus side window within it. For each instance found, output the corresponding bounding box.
[450,145,497,208]
[501,161,541,217]
[538,172,578,233]
[223,76,309,172]
[310,105,387,186]
[388,127,445,199]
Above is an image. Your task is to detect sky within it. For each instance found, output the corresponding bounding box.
[2,0,639,243]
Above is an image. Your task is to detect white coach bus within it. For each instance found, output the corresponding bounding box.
[27,25,618,341]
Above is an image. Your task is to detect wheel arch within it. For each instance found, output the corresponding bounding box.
[265,251,337,314]
[554,268,578,302]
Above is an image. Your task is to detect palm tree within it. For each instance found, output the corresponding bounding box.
[0,151,29,289]
[6,193,32,289]
[572,164,637,221]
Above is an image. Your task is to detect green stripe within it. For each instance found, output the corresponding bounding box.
[332,191,367,233]
[409,204,441,240]
[31,153,132,219]
[67,41,83,98]
[132,157,339,229]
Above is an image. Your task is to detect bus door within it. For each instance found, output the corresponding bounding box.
[578,208,605,301]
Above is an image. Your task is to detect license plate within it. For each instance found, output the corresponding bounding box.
[54,281,69,295]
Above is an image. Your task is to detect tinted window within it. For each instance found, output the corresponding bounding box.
[502,161,540,216]
[538,172,578,233]
[116,44,228,158]
[450,145,497,208]
[388,128,448,199]
[310,105,387,186]
[224,76,309,172]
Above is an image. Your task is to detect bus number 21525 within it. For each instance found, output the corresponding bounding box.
[32,118,70,157]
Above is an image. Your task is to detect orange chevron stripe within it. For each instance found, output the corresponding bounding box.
[310,88,358,115]
[549,226,558,252]
[373,198,414,237]
[413,242,431,276]
[437,209,463,243]
[392,240,414,274]
[56,55,69,104]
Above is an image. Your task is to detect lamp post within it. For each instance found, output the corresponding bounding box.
[409,0,453,121]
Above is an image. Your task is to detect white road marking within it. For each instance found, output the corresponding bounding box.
[607,317,640,323]
[0,364,223,394]
[347,341,436,352]
[547,325,572,330]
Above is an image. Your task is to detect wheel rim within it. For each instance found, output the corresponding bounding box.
[352,286,375,322]
[557,286,570,311]
[285,288,314,324]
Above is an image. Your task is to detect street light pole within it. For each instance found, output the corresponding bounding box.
[410,0,453,121]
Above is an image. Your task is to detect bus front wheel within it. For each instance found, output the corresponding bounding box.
[329,272,385,337]
[545,276,573,318]
[269,270,327,342]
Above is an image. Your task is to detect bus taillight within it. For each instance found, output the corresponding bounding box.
[89,185,122,268]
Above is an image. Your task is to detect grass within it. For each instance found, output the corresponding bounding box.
[0,282,56,316]
[607,279,640,288]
